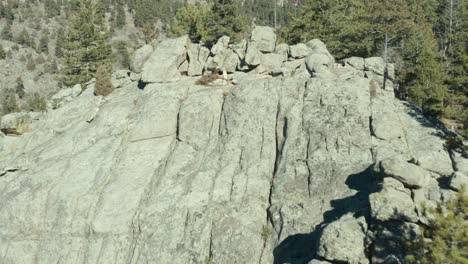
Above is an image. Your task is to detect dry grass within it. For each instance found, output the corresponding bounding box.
[370,79,378,98]
[195,72,222,86]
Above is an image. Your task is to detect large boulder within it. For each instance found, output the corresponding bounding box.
[364,57,395,80]
[344,57,365,71]
[220,49,240,73]
[211,36,230,55]
[275,43,289,62]
[289,43,310,59]
[317,214,369,264]
[305,39,335,74]
[369,178,419,222]
[0,112,31,135]
[130,44,153,73]
[245,45,262,66]
[141,35,190,83]
[256,53,284,74]
[187,44,210,76]
[379,158,431,188]
[249,26,276,53]
[450,171,468,192]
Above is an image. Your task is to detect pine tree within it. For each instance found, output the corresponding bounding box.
[204,0,249,45]
[55,27,65,57]
[406,188,468,263]
[115,2,126,29]
[62,0,113,86]
[16,28,32,47]
[38,34,49,54]
[0,44,6,60]
[45,0,61,18]
[170,0,248,46]
[1,22,13,41]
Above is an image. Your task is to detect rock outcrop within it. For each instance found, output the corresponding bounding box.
[0,27,465,264]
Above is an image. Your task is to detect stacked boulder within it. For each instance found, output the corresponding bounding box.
[138,26,339,84]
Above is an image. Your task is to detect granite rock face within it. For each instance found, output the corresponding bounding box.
[0,31,464,264]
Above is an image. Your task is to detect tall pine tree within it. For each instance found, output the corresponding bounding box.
[62,0,113,86]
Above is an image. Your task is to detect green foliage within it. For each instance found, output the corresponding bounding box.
[16,28,32,47]
[141,23,157,44]
[1,89,19,115]
[62,0,113,87]
[38,33,49,54]
[130,0,183,28]
[168,4,210,43]
[169,0,248,46]
[260,225,272,243]
[115,40,130,69]
[45,0,61,18]
[26,92,48,112]
[55,27,65,57]
[406,188,468,263]
[94,64,114,96]
[1,22,13,41]
[0,44,6,60]
[114,2,126,29]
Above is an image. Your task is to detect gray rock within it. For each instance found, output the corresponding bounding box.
[317,214,369,264]
[308,260,332,264]
[187,44,210,76]
[364,57,394,80]
[220,49,240,73]
[232,39,247,61]
[370,178,419,222]
[51,87,78,108]
[344,57,365,71]
[245,45,262,66]
[256,53,284,74]
[111,70,132,89]
[289,43,310,58]
[0,112,31,135]
[275,43,289,62]
[141,35,190,83]
[449,171,468,192]
[211,35,230,55]
[380,158,431,188]
[249,26,276,53]
[130,44,154,73]
[304,40,334,74]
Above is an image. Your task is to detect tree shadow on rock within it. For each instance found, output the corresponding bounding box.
[273,165,382,264]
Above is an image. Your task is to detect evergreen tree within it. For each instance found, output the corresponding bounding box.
[1,22,13,41]
[38,34,49,54]
[16,28,32,47]
[55,27,65,57]
[115,2,126,29]
[62,0,113,86]
[45,0,61,18]
[170,0,248,46]
[406,188,467,263]
[0,44,6,60]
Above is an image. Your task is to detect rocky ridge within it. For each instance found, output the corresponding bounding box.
[0,26,467,264]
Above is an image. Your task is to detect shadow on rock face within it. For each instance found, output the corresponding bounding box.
[273,165,382,264]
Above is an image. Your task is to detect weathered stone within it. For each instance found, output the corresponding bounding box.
[275,43,289,62]
[380,158,431,188]
[141,35,190,83]
[211,35,230,55]
[256,53,283,74]
[369,178,419,222]
[289,43,310,58]
[249,26,276,53]
[344,57,365,71]
[0,112,31,135]
[112,70,132,89]
[304,40,334,74]
[317,214,369,264]
[130,44,153,73]
[220,49,240,73]
[450,171,468,192]
[245,45,262,66]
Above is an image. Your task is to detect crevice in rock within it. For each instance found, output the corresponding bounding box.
[176,103,182,142]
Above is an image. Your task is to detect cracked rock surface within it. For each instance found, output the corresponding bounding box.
[0,51,465,264]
